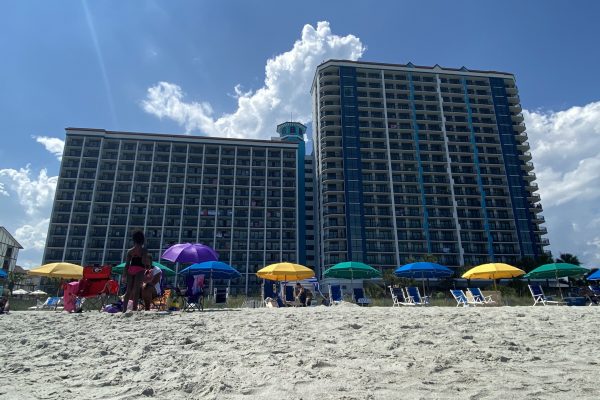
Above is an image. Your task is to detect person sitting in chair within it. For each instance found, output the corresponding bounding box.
[294,283,307,307]
[141,263,162,311]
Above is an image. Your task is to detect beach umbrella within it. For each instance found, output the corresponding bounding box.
[12,289,29,295]
[586,270,600,281]
[161,243,218,264]
[0,269,7,279]
[179,261,241,279]
[524,263,589,299]
[462,263,524,291]
[462,263,525,280]
[256,263,315,282]
[30,290,48,296]
[395,262,454,295]
[323,262,381,280]
[112,261,176,277]
[27,262,83,279]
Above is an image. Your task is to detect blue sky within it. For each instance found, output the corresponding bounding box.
[1,0,600,267]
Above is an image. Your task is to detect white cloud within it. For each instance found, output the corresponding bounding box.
[34,136,65,161]
[525,101,600,266]
[142,21,365,138]
[15,219,50,251]
[0,165,58,215]
[0,182,7,196]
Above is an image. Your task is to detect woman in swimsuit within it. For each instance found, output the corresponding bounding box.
[122,230,151,312]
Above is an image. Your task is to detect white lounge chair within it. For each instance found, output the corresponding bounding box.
[528,284,564,306]
[467,287,496,305]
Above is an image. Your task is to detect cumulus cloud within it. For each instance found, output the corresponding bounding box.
[0,182,7,197]
[142,21,365,138]
[34,136,65,161]
[0,165,58,215]
[15,219,50,251]
[525,101,600,266]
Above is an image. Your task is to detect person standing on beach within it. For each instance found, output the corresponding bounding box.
[122,230,151,312]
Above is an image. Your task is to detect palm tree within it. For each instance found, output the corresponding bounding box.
[556,253,581,265]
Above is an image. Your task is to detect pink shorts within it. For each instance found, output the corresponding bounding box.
[128,266,145,276]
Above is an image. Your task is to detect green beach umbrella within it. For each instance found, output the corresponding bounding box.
[523,263,588,280]
[323,261,382,280]
[524,263,588,299]
[112,261,176,277]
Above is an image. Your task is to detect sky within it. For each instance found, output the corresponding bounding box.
[1,0,599,268]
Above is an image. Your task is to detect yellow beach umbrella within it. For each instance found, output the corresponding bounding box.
[28,262,84,279]
[256,262,315,282]
[462,263,525,280]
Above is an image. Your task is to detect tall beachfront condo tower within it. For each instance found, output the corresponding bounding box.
[311,60,548,270]
[43,126,311,294]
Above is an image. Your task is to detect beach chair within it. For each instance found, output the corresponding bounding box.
[353,287,371,306]
[282,285,296,306]
[183,274,204,312]
[262,280,278,307]
[528,284,564,306]
[77,265,119,311]
[467,287,495,305]
[152,288,172,311]
[328,284,343,306]
[451,289,481,307]
[589,286,600,297]
[406,286,429,305]
[213,287,229,305]
[35,296,63,310]
[389,287,414,306]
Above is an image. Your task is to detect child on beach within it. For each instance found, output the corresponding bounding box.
[122,230,151,312]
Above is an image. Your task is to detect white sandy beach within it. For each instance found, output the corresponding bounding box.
[1,306,599,399]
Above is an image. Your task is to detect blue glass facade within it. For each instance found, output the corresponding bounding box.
[463,78,495,259]
[408,73,432,253]
[489,77,538,257]
[339,66,367,262]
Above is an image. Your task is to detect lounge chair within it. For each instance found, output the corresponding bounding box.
[152,288,172,311]
[389,286,414,306]
[29,296,63,311]
[213,287,229,305]
[467,287,496,305]
[451,289,481,307]
[353,287,371,306]
[589,286,600,297]
[328,284,343,306]
[262,280,278,307]
[406,286,429,305]
[528,284,564,306]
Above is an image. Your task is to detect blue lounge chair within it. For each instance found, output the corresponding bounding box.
[468,287,495,305]
[329,284,343,306]
[406,286,429,305]
[528,284,564,306]
[389,286,414,306]
[282,285,296,306]
[451,289,480,307]
[28,296,63,311]
[353,287,371,306]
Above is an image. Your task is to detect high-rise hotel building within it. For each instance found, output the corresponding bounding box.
[311,60,547,270]
[43,123,312,293]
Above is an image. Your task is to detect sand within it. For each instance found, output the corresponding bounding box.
[1,305,599,399]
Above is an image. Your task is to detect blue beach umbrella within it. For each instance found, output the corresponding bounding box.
[179,261,241,280]
[394,262,454,295]
[394,262,454,279]
[587,269,600,281]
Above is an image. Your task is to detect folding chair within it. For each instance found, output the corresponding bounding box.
[282,285,297,306]
[406,286,430,305]
[328,284,343,306]
[389,286,414,306]
[183,274,205,312]
[528,284,564,306]
[213,287,229,305]
[353,287,371,306]
[77,265,119,311]
[467,287,496,305]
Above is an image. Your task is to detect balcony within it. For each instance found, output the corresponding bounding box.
[519,151,532,161]
[515,132,528,142]
[522,161,534,171]
[528,192,541,202]
[511,113,524,123]
[523,171,537,181]
[516,141,530,151]
[514,123,526,132]
[534,215,545,223]
[537,226,548,235]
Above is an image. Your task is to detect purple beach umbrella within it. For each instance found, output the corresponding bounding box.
[161,243,219,264]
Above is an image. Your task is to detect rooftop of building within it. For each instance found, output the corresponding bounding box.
[65,127,301,147]
[0,227,23,249]
[312,59,515,90]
